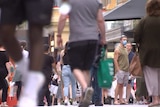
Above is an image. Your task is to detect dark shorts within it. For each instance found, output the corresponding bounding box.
[0,0,54,25]
[67,40,98,71]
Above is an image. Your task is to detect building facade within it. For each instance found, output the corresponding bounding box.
[16,0,129,53]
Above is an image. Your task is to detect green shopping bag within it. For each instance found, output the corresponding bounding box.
[97,48,114,88]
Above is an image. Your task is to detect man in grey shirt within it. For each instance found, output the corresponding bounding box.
[57,0,106,106]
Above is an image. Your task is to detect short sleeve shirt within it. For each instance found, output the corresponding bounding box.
[0,51,9,78]
[42,54,54,80]
[68,0,102,42]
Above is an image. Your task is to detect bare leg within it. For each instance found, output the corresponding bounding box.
[114,84,119,104]
[74,69,93,107]
[18,24,45,107]
[131,88,136,99]
[52,95,55,105]
[83,70,90,86]
[28,24,44,71]
[152,96,159,105]
[126,84,131,103]
[73,69,88,91]
[114,83,124,104]
[118,84,124,103]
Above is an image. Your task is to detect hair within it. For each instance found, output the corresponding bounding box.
[120,35,127,40]
[19,40,27,49]
[64,42,69,53]
[127,41,131,44]
[43,44,49,52]
[127,41,132,46]
[146,0,160,16]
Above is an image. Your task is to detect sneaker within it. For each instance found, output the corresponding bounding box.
[57,103,61,105]
[64,100,70,106]
[79,87,94,107]
[95,102,103,106]
[17,72,44,107]
[72,101,78,106]
[139,101,144,105]
[0,102,8,107]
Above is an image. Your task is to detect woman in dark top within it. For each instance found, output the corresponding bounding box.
[38,44,55,106]
[61,43,77,105]
[0,44,9,106]
[134,0,160,106]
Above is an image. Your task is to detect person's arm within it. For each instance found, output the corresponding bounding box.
[52,62,57,74]
[57,14,68,47]
[114,49,120,73]
[59,50,64,65]
[5,62,15,82]
[56,50,64,75]
[97,9,106,45]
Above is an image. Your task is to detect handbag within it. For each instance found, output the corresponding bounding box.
[97,47,114,88]
[129,52,143,77]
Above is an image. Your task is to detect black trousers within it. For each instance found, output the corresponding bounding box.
[38,80,51,106]
[15,81,22,100]
[0,78,8,102]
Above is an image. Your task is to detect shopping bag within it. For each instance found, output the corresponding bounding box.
[129,52,143,77]
[97,48,114,88]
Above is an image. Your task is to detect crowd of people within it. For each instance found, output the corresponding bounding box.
[0,0,160,107]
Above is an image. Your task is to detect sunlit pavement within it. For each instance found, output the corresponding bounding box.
[51,104,148,107]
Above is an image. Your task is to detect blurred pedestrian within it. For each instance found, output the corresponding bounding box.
[12,41,29,100]
[60,43,77,106]
[38,44,56,106]
[0,0,54,106]
[0,43,9,106]
[57,0,106,106]
[134,0,160,106]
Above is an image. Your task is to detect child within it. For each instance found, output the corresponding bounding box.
[49,74,59,106]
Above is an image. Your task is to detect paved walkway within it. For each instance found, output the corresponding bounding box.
[53,105,148,107]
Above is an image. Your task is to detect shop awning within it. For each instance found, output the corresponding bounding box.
[104,0,147,21]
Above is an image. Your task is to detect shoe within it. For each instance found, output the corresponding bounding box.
[95,102,103,106]
[104,97,112,104]
[57,103,61,105]
[148,103,160,107]
[119,100,127,105]
[114,100,120,105]
[0,102,8,107]
[79,87,94,107]
[64,100,70,106]
[17,72,44,107]
[72,101,78,106]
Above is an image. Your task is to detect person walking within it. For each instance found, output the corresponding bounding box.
[57,0,106,106]
[12,41,29,100]
[0,43,9,106]
[38,44,56,106]
[60,43,77,106]
[0,0,54,106]
[134,0,160,106]
[114,35,129,105]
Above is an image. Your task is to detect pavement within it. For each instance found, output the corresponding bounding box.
[53,104,148,107]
